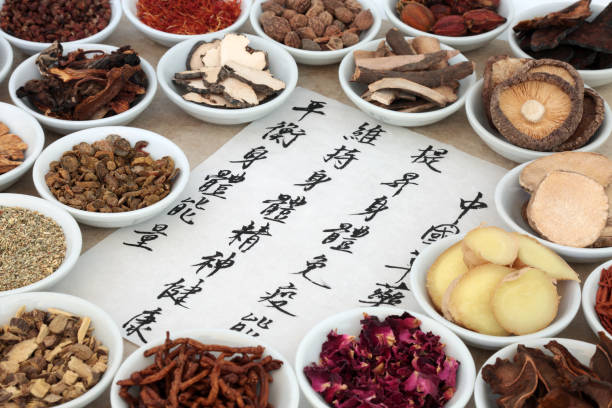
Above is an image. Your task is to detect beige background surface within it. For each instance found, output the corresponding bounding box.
[3,16,612,408]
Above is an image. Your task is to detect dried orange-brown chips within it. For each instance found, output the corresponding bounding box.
[0,122,27,175]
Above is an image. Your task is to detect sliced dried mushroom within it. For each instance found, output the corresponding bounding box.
[521,59,583,93]
[490,72,582,151]
[482,56,529,125]
[554,88,605,151]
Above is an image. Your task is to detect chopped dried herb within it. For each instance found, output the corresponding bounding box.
[0,122,27,175]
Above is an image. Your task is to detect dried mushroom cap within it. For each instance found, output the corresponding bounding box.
[521,59,583,94]
[482,56,529,126]
[554,88,605,152]
[490,72,582,151]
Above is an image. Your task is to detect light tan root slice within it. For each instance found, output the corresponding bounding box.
[462,226,519,268]
[426,242,468,311]
[511,232,579,281]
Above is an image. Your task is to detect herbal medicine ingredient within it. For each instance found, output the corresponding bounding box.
[596,266,612,334]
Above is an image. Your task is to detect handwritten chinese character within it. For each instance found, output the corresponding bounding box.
[322,223,369,253]
[294,169,331,191]
[354,195,389,222]
[259,283,298,317]
[122,224,168,252]
[157,278,204,308]
[343,122,386,146]
[262,122,306,148]
[230,146,268,170]
[381,172,419,197]
[421,223,460,245]
[385,250,419,283]
[454,192,487,224]
[192,251,236,277]
[411,145,448,173]
[359,283,409,307]
[323,145,360,169]
[261,194,307,224]
[293,255,330,289]
[229,221,272,252]
[199,170,246,199]
[122,308,162,343]
[230,313,274,337]
[167,197,209,225]
[292,100,326,121]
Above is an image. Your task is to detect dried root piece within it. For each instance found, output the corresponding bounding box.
[530,26,576,52]
[426,242,468,311]
[526,170,608,248]
[554,88,605,151]
[367,78,449,106]
[512,233,579,281]
[0,128,28,175]
[462,226,519,268]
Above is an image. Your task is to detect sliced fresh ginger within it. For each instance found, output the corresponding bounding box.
[426,242,469,311]
[462,226,519,268]
[447,264,513,336]
[512,233,579,281]
[441,276,461,323]
[492,267,559,335]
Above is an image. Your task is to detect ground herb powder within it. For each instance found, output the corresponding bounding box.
[0,206,66,291]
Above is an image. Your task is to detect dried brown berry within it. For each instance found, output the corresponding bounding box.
[345,0,363,14]
[332,19,346,31]
[318,10,334,26]
[284,31,302,48]
[400,2,436,32]
[287,0,312,13]
[297,26,317,39]
[309,16,326,36]
[262,0,284,15]
[260,10,277,25]
[463,8,506,34]
[351,9,374,31]
[290,13,309,29]
[306,4,325,17]
[282,9,298,20]
[262,15,292,42]
[334,6,355,24]
[323,0,344,13]
[341,30,360,46]
[432,15,467,36]
[324,24,341,36]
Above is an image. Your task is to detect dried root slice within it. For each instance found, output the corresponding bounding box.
[462,226,519,268]
[426,242,469,311]
[492,267,560,335]
[512,232,579,281]
[411,36,446,70]
[186,40,221,70]
[521,59,583,94]
[553,88,605,152]
[592,224,612,248]
[527,170,608,248]
[385,28,414,55]
[368,78,449,106]
[447,264,513,336]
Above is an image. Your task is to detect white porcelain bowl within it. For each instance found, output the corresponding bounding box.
[383,0,514,52]
[0,291,124,408]
[0,102,45,192]
[122,0,252,47]
[582,259,612,339]
[495,161,612,263]
[250,0,382,65]
[158,34,298,125]
[0,194,81,296]
[110,329,299,408]
[0,0,122,55]
[466,79,612,163]
[32,126,190,228]
[295,307,476,408]
[0,34,13,83]
[339,37,476,127]
[410,235,582,349]
[8,43,157,135]
[474,338,595,408]
[508,2,612,88]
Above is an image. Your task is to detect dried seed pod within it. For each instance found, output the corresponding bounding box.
[334,6,355,24]
[309,15,326,36]
[262,0,284,15]
[297,26,317,39]
[400,2,436,32]
[318,10,334,26]
[324,24,341,37]
[341,31,360,46]
[284,31,302,48]
[282,8,298,20]
[351,9,374,31]
[432,15,468,36]
[290,13,309,29]
[262,16,292,42]
[287,0,312,13]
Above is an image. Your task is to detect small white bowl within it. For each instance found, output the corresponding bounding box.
[0,34,13,83]
[0,102,45,192]
[508,2,612,88]
[32,126,190,228]
[0,0,122,56]
[474,338,595,408]
[465,79,612,163]
[295,307,476,408]
[0,194,81,296]
[158,34,298,125]
[110,329,299,408]
[250,0,382,65]
[8,43,157,135]
[122,0,252,47]
[495,161,612,263]
[383,0,514,52]
[0,291,124,408]
[338,37,476,127]
[410,235,582,349]
[582,259,612,339]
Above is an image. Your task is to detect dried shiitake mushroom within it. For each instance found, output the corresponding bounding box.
[521,59,583,95]
[482,56,529,126]
[490,72,582,151]
[554,88,605,151]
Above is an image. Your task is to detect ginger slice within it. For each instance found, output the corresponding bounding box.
[512,232,579,281]
[520,151,612,192]
[426,242,468,311]
[462,226,519,268]
[527,170,608,248]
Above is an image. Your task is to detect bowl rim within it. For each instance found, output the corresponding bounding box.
[109,328,300,408]
[0,291,124,408]
[494,161,612,256]
[294,306,476,408]
[8,43,157,128]
[0,34,13,82]
[249,0,383,59]
[157,33,298,117]
[0,0,122,51]
[0,194,82,297]
[582,259,612,338]
[409,234,582,347]
[474,337,596,408]
[338,36,476,120]
[465,79,612,159]
[507,1,612,76]
[382,0,514,44]
[0,102,45,185]
[31,125,190,222]
[122,0,253,42]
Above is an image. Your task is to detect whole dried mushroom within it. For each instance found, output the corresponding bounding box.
[45,135,179,213]
[0,306,108,407]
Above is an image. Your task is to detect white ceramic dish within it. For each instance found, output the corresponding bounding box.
[0,0,122,56]
[465,79,612,163]
[0,102,45,192]
[410,234,582,349]
[295,307,476,408]
[32,126,190,228]
[158,34,298,125]
[8,43,157,135]
[0,34,13,83]
[122,0,252,48]
[508,2,612,88]
[338,37,476,127]
[383,0,514,52]
[582,259,612,339]
[0,291,124,408]
[0,194,81,296]
[474,338,595,408]
[250,0,382,65]
[495,161,612,263]
[110,329,299,408]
